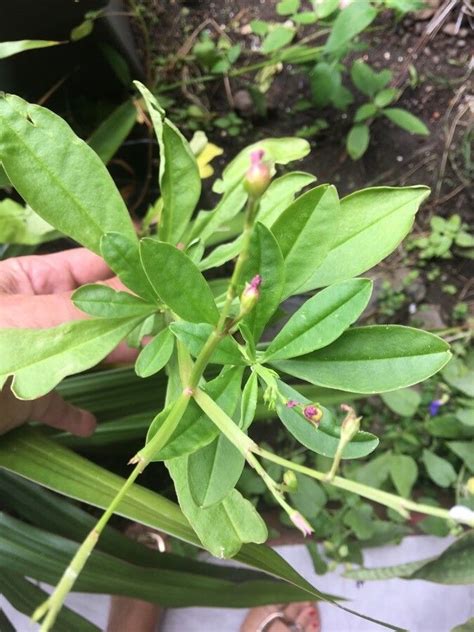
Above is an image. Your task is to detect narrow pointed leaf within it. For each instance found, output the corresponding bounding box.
[101,232,158,303]
[241,222,285,340]
[140,239,219,324]
[272,326,451,394]
[72,284,157,318]
[0,94,137,254]
[271,185,340,297]
[135,328,175,377]
[135,82,201,244]
[87,100,137,164]
[263,278,372,361]
[0,316,143,398]
[0,40,61,59]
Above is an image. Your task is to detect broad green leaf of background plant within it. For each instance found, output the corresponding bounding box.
[324,0,377,53]
[146,368,244,460]
[389,454,418,497]
[169,322,245,365]
[261,26,295,54]
[351,61,392,98]
[240,222,285,340]
[442,357,474,397]
[422,449,457,488]
[213,138,310,195]
[0,94,137,254]
[447,442,474,473]
[168,456,268,558]
[271,185,340,297]
[0,198,58,245]
[135,328,175,378]
[300,186,430,290]
[72,284,156,319]
[0,40,62,59]
[0,317,143,399]
[140,239,218,324]
[263,278,372,361]
[271,326,451,394]
[347,124,370,160]
[381,387,421,417]
[275,382,379,458]
[383,108,429,136]
[87,100,137,164]
[101,232,158,304]
[135,82,201,244]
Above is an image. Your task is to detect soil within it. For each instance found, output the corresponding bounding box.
[132,0,473,326]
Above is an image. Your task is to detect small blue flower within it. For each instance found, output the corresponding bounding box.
[428,399,442,416]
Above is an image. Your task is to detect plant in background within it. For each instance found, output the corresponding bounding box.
[410,214,474,260]
[0,84,471,631]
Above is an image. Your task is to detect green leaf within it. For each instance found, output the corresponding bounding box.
[264,278,372,361]
[72,284,156,318]
[347,124,370,160]
[289,474,327,519]
[241,222,285,340]
[275,382,379,458]
[374,88,399,108]
[134,82,201,244]
[146,368,244,460]
[389,454,418,497]
[188,433,245,507]
[169,322,245,365]
[241,372,259,430]
[354,103,377,122]
[140,239,218,324]
[101,232,158,303]
[410,531,474,584]
[352,451,392,487]
[0,94,137,254]
[381,387,421,417]
[457,408,474,427]
[258,172,317,226]
[87,100,136,164]
[277,0,300,15]
[261,26,295,54]
[300,186,430,290]
[422,449,457,488]
[271,185,340,297]
[447,442,474,473]
[452,618,474,632]
[135,328,175,377]
[325,1,377,53]
[315,0,339,18]
[0,40,61,59]
[383,108,429,135]
[309,62,340,108]
[0,198,58,245]
[351,61,392,97]
[168,455,268,557]
[344,504,375,540]
[442,358,474,397]
[0,317,143,398]
[271,325,451,394]
[293,11,318,24]
[213,138,310,195]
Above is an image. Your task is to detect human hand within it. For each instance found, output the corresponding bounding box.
[0,247,134,436]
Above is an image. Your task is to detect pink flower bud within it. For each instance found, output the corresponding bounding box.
[240,275,261,314]
[286,399,299,409]
[303,404,323,426]
[290,511,314,537]
[244,149,271,198]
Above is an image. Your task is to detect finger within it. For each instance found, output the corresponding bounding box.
[0,248,111,295]
[31,391,97,437]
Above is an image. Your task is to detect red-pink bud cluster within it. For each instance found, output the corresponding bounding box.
[244,149,271,198]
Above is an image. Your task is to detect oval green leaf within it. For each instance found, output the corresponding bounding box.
[135,328,175,378]
[72,284,156,319]
[169,322,245,365]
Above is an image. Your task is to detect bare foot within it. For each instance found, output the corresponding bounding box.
[107,597,161,632]
[241,602,321,632]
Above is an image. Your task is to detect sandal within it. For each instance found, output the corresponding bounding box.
[242,602,321,632]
